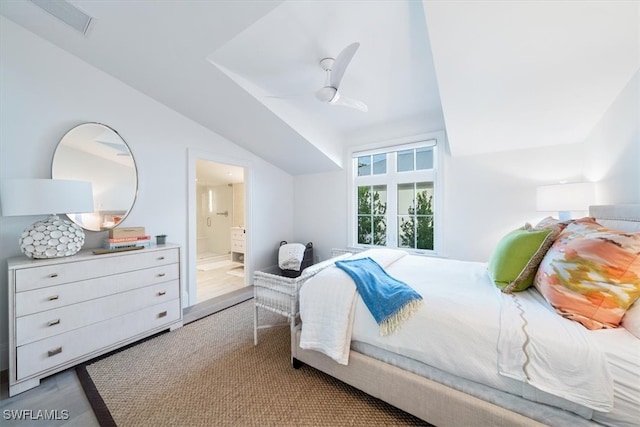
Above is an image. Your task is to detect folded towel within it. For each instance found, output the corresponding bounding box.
[335,257,423,335]
[279,243,307,271]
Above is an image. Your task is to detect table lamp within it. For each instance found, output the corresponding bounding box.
[1,178,94,258]
[536,182,595,221]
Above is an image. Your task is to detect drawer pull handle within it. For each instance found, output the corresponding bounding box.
[158,272,166,277]
[48,319,61,327]
[158,256,165,260]
[48,295,59,301]
[48,347,62,357]
[158,311,168,318]
[49,273,58,278]
[158,291,167,296]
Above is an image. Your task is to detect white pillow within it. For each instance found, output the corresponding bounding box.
[622,299,640,339]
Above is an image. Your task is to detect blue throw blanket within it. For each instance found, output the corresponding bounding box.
[335,257,423,336]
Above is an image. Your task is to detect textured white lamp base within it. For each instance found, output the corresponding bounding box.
[19,215,85,258]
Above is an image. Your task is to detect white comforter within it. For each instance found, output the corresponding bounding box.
[299,249,615,414]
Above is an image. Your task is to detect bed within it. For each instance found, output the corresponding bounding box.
[291,204,640,427]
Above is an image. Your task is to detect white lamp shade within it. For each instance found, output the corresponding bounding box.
[1,179,94,216]
[536,182,595,212]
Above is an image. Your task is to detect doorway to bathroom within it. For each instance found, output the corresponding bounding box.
[194,159,247,304]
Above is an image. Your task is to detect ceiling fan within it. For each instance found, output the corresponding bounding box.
[315,42,368,113]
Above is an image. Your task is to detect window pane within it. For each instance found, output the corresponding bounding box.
[397,149,414,172]
[398,216,414,248]
[372,153,386,175]
[357,156,371,176]
[416,216,434,250]
[416,148,433,170]
[357,216,372,244]
[397,182,434,250]
[415,182,434,215]
[357,186,371,214]
[372,185,387,215]
[373,215,387,246]
[397,183,414,215]
[357,185,387,246]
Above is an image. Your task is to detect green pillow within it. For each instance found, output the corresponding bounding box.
[488,226,559,293]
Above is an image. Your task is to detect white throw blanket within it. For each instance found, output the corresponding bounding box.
[299,249,408,364]
[278,243,306,271]
[300,250,615,413]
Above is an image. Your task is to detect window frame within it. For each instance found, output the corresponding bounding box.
[347,131,445,256]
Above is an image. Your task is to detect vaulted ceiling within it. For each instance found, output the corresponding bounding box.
[1,1,638,174]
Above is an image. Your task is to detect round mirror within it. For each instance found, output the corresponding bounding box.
[52,123,138,231]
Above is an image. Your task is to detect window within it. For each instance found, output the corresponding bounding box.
[350,135,441,253]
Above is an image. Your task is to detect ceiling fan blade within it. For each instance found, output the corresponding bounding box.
[330,42,360,89]
[329,92,368,112]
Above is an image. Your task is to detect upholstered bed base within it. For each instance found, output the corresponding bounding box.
[292,327,546,427]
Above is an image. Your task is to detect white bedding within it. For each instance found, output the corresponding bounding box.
[299,249,406,364]
[299,249,640,425]
[497,289,613,412]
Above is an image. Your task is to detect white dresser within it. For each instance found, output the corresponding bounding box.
[7,244,183,396]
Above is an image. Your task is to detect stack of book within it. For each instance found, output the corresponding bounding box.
[103,227,151,249]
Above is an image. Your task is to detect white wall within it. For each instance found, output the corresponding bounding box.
[0,17,294,370]
[585,70,640,203]
[443,143,587,261]
[293,171,349,262]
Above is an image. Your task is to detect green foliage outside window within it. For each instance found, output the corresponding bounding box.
[399,190,434,250]
[357,186,387,245]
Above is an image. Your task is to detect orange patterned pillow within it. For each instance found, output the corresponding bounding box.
[532,216,569,232]
[533,216,599,232]
[534,221,640,329]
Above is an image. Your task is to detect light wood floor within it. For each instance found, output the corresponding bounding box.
[196,263,246,302]
[196,256,247,303]
[0,368,99,426]
[0,288,253,426]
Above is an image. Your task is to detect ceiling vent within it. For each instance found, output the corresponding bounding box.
[29,0,93,35]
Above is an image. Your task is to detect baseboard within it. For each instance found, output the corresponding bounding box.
[183,287,252,324]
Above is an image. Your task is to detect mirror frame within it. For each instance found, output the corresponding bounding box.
[51,122,138,231]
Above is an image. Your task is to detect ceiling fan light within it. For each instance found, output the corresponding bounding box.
[316,86,337,102]
[328,91,341,105]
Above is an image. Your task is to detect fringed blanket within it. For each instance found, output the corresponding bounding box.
[335,257,423,336]
[299,249,414,364]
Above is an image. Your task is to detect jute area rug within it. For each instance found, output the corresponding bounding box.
[77,300,430,426]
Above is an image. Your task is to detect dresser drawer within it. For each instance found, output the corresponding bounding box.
[16,263,179,317]
[14,247,179,292]
[231,229,245,241]
[16,299,180,381]
[231,240,245,253]
[17,281,180,346]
